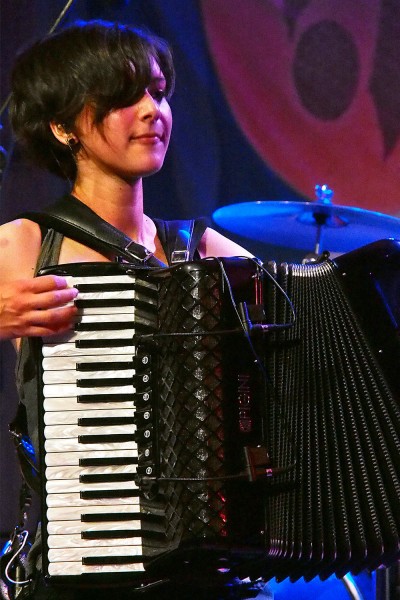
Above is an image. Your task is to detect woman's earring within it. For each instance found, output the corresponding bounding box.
[65,135,78,151]
[66,135,77,145]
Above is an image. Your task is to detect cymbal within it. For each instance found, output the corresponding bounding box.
[212,200,400,253]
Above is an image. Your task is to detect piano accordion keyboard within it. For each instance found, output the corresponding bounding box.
[40,271,158,578]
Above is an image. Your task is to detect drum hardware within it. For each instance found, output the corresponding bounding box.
[212,184,400,254]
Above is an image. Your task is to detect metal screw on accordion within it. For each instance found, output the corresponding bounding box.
[144,430,151,438]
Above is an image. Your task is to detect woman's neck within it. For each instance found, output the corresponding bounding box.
[71,174,150,245]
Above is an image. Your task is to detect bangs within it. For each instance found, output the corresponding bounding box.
[82,21,175,122]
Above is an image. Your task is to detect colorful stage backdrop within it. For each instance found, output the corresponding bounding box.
[200,0,400,215]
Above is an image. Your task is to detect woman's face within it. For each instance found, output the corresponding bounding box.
[73,59,172,182]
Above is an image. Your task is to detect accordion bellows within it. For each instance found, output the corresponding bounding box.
[262,239,400,581]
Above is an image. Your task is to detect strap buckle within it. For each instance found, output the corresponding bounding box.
[171,249,190,264]
[124,241,154,263]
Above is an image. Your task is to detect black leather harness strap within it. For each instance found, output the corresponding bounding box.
[20,195,199,268]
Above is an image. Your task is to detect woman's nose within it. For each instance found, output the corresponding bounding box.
[138,90,160,119]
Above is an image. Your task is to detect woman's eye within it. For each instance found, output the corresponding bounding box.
[151,89,166,102]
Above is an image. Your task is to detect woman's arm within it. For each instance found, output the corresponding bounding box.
[198,227,254,259]
[0,219,78,342]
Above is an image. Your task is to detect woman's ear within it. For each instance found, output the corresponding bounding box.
[49,122,78,146]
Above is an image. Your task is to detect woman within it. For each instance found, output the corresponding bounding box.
[0,19,264,600]
[0,20,250,344]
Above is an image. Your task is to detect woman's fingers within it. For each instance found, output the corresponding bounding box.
[0,276,79,339]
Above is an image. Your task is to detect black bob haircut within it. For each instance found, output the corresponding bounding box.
[9,20,175,180]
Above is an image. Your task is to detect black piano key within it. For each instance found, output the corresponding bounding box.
[82,555,144,566]
[78,433,136,444]
[79,473,136,483]
[80,489,139,500]
[76,361,135,371]
[77,394,133,403]
[78,416,136,427]
[81,512,163,524]
[79,456,138,467]
[82,530,140,540]
[75,322,138,332]
[75,283,137,292]
[81,512,141,522]
[75,299,136,309]
[76,339,135,348]
[76,356,151,371]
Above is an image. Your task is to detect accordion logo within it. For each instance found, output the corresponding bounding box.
[237,373,252,433]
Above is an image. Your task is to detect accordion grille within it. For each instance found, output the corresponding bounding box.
[155,266,227,542]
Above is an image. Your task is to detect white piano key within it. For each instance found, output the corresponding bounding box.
[43,383,136,398]
[45,449,138,467]
[44,423,136,439]
[48,533,143,549]
[46,477,138,493]
[44,408,135,426]
[47,519,141,535]
[75,313,135,323]
[42,344,137,357]
[48,561,145,576]
[46,492,139,508]
[75,290,137,300]
[43,354,136,371]
[48,544,143,563]
[47,503,140,521]
[46,463,137,480]
[72,293,138,309]
[44,397,136,412]
[76,306,136,315]
[75,309,156,324]
[45,439,137,453]
[44,328,137,346]
[43,369,136,384]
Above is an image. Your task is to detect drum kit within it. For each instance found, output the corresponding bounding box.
[213,184,400,259]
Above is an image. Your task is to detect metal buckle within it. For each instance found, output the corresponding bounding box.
[171,249,190,264]
[124,241,154,263]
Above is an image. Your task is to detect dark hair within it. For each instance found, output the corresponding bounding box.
[9,20,175,180]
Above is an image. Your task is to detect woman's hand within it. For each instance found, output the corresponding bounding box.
[0,275,78,340]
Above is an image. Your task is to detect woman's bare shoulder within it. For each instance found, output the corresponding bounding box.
[198,227,253,259]
[0,218,42,280]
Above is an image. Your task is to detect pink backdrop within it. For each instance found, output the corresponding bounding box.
[200,0,400,215]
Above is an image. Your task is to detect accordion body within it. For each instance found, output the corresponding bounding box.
[36,242,400,586]
[37,257,267,586]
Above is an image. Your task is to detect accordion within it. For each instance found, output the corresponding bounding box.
[36,242,400,586]
[36,257,267,586]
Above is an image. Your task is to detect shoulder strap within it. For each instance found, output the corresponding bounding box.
[20,195,165,268]
[154,217,209,265]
